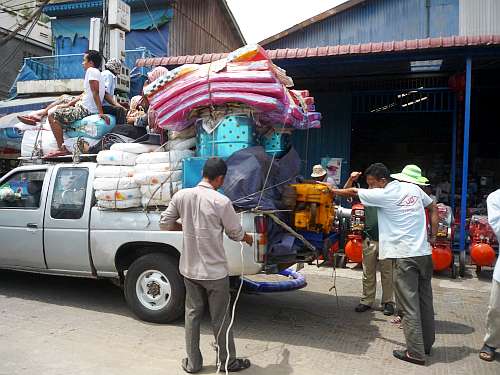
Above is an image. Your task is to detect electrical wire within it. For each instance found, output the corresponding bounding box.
[0,8,42,73]
[142,0,169,51]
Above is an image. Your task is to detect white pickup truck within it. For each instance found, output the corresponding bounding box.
[0,162,273,323]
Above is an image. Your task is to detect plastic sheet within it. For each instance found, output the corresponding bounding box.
[140,181,182,199]
[165,137,196,151]
[21,129,58,157]
[66,114,116,139]
[96,150,138,166]
[134,163,175,173]
[110,142,160,154]
[95,165,135,178]
[149,71,279,110]
[134,170,182,185]
[98,199,141,209]
[154,82,285,119]
[135,150,194,165]
[93,177,138,191]
[95,188,141,201]
[157,92,284,131]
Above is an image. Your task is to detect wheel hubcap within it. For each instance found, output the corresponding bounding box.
[136,270,172,311]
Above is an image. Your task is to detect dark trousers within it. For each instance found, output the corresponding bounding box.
[394,255,436,359]
[184,276,236,372]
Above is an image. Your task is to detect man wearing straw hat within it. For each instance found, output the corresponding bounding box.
[311,164,328,182]
[332,164,438,366]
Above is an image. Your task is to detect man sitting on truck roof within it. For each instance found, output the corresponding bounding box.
[45,50,109,157]
[17,57,124,128]
[159,157,253,374]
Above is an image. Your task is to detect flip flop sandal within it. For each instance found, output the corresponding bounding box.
[181,358,201,374]
[17,115,38,125]
[226,358,251,372]
[393,350,425,366]
[479,344,496,362]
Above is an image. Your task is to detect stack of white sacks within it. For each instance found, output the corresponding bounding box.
[134,126,196,208]
[94,143,158,209]
[135,149,193,208]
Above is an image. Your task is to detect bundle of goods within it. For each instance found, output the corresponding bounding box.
[134,149,193,208]
[94,146,148,209]
[145,44,321,133]
[20,114,116,157]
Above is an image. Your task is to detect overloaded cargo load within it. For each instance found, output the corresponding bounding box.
[87,44,339,265]
[144,44,321,133]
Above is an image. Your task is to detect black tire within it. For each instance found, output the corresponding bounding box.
[124,253,185,324]
[459,251,466,278]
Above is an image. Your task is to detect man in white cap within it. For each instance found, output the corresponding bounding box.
[479,189,500,362]
[332,163,438,366]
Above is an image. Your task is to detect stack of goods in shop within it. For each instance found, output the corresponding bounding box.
[93,143,157,209]
[134,149,194,208]
[144,44,321,134]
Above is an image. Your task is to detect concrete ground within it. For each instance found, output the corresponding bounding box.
[0,265,499,375]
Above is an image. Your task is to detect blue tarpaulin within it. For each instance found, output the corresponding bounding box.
[51,8,172,39]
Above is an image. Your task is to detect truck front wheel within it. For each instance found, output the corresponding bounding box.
[124,253,185,323]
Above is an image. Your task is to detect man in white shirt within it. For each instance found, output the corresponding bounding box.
[332,164,438,366]
[479,189,500,362]
[160,158,253,373]
[47,50,108,156]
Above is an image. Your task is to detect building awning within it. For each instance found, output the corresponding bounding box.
[0,96,59,116]
[135,35,500,68]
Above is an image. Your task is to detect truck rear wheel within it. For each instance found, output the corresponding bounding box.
[124,253,185,323]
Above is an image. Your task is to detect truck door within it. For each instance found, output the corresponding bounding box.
[43,166,93,273]
[0,168,48,268]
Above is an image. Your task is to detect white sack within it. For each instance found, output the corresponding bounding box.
[140,182,182,200]
[97,199,141,209]
[110,142,162,154]
[94,188,141,201]
[134,170,182,185]
[165,137,196,151]
[94,165,135,178]
[96,150,137,166]
[93,177,138,190]
[135,150,193,165]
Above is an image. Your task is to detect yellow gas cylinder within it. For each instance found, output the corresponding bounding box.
[291,183,335,233]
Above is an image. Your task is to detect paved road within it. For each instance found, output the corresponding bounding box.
[0,266,499,375]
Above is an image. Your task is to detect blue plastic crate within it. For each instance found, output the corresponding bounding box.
[261,130,291,158]
[182,157,209,189]
[196,115,257,158]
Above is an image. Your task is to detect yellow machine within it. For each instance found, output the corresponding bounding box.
[290,183,335,233]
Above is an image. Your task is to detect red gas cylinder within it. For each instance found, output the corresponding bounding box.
[432,245,453,271]
[470,243,496,267]
[345,238,363,263]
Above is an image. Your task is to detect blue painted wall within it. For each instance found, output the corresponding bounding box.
[265,0,459,49]
[292,92,352,183]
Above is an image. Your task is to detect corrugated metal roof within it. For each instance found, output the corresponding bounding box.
[259,0,366,46]
[135,34,500,67]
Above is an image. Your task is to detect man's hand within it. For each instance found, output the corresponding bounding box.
[99,113,111,125]
[350,171,362,182]
[242,233,253,246]
[428,234,437,246]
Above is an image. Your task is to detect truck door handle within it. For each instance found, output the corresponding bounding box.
[26,223,38,229]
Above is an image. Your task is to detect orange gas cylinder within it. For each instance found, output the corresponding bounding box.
[432,245,453,271]
[345,238,363,263]
[470,243,496,267]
